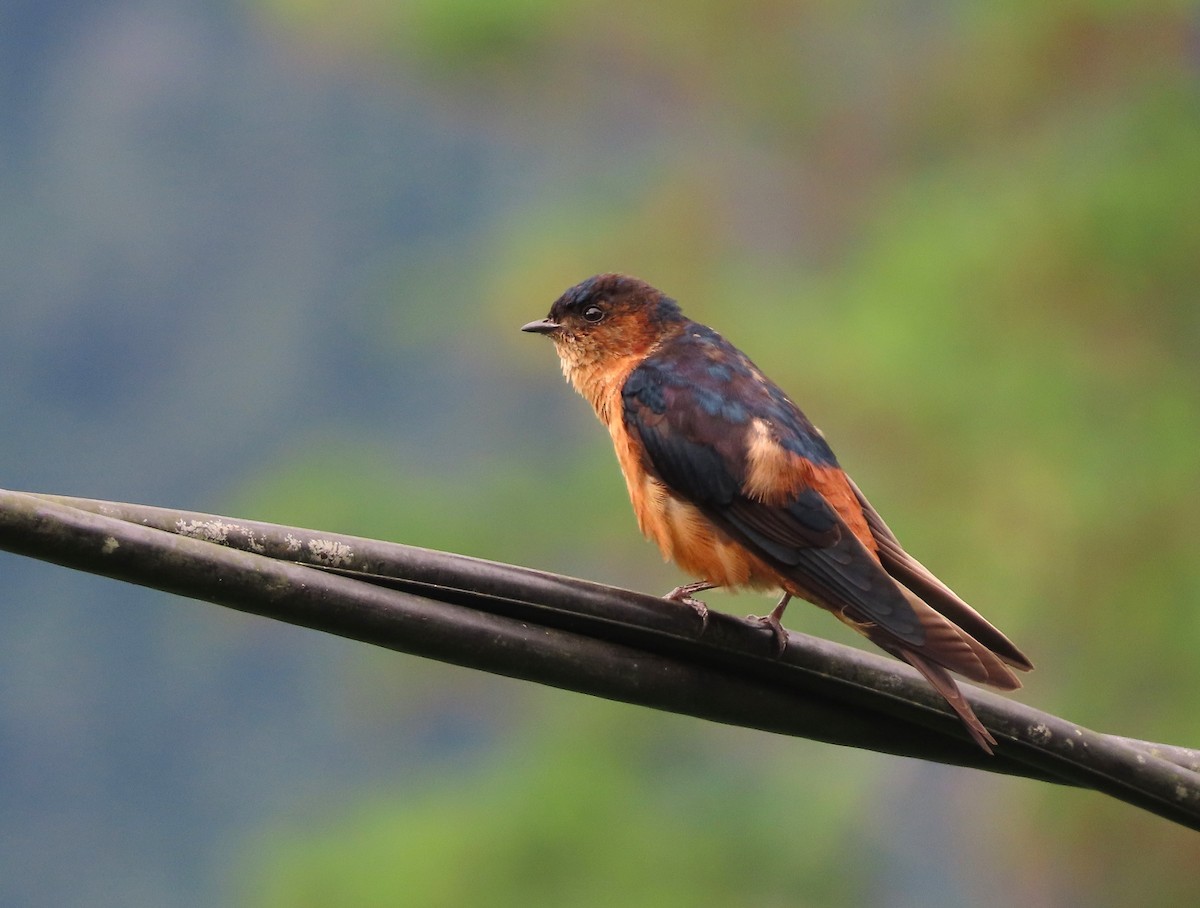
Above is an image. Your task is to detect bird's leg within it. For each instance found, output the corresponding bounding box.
[663,580,716,632]
[749,593,792,656]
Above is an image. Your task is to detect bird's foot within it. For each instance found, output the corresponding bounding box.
[748,594,792,657]
[664,581,716,633]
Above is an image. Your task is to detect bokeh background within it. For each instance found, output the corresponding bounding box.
[2,1,1199,905]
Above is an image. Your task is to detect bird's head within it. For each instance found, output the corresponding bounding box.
[522,274,685,379]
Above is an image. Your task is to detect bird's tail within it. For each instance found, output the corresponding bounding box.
[896,586,1023,690]
[847,476,1033,673]
[865,587,1024,754]
[897,647,998,754]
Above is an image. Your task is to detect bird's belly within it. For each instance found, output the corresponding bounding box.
[633,476,776,591]
[607,415,777,590]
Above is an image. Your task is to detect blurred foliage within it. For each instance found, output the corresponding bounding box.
[239,1,1200,906]
[241,700,880,908]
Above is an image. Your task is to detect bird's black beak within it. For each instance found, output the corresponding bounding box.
[521,318,561,335]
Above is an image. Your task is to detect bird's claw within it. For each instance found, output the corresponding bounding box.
[678,597,710,631]
[747,611,790,657]
[748,593,792,656]
[664,583,713,633]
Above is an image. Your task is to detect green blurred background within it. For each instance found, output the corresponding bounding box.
[1,1,1198,905]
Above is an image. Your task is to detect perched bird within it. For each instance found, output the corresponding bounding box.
[522,273,1032,753]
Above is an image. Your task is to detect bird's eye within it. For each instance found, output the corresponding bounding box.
[582,305,604,323]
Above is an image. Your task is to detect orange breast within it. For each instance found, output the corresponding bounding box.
[607,417,777,589]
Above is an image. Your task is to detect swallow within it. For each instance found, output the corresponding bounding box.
[522,273,1032,752]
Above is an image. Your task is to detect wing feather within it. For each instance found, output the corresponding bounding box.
[847,477,1034,672]
[623,354,925,645]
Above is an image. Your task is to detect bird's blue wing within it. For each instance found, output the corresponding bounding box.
[622,334,924,644]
